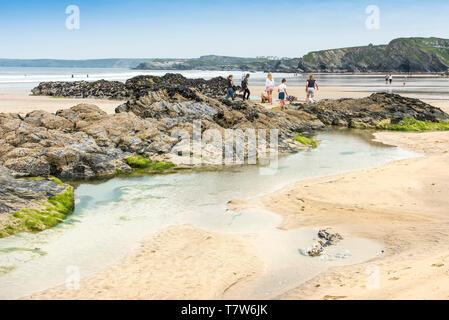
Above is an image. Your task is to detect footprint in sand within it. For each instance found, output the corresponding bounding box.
[431,263,444,267]
[323,295,347,300]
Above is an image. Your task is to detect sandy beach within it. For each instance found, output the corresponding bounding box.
[263,131,449,299]
[1,82,447,300]
[0,90,123,115]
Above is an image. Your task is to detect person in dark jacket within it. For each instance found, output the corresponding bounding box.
[242,74,250,101]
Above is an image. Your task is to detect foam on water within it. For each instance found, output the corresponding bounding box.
[0,130,418,299]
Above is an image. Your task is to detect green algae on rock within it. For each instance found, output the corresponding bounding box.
[295,133,318,148]
[0,173,74,238]
[125,155,176,172]
[376,118,449,132]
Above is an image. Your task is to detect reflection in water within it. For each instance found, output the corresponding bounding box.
[0,130,418,299]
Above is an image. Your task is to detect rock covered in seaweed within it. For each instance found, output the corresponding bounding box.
[0,169,74,238]
[291,93,449,128]
[31,73,241,100]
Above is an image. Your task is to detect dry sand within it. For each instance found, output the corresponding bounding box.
[0,90,122,115]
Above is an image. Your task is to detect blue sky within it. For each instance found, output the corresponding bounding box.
[1,0,449,59]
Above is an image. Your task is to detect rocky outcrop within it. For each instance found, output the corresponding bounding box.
[23,76,449,182]
[31,80,129,100]
[298,37,449,73]
[302,229,344,257]
[0,95,323,180]
[0,106,164,179]
[31,73,242,100]
[0,169,74,238]
[291,93,449,129]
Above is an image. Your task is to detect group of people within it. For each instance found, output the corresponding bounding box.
[225,73,319,110]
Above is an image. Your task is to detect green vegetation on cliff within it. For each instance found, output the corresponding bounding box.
[299,37,449,73]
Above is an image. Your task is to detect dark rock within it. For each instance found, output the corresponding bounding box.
[290,93,449,128]
[0,167,67,214]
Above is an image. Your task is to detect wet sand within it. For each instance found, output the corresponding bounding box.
[29,226,263,299]
[254,130,449,299]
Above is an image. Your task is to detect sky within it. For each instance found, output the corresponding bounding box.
[1,0,449,59]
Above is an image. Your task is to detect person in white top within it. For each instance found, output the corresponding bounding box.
[264,73,275,105]
[277,78,289,111]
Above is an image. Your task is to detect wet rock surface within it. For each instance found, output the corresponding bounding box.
[31,73,241,100]
[0,99,322,180]
[31,80,130,100]
[302,228,344,257]
[0,168,67,214]
[290,93,449,128]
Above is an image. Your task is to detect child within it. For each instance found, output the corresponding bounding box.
[278,78,288,111]
[265,73,275,105]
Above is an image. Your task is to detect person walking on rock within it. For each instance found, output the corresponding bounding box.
[265,73,275,105]
[305,74,318,104]
[242,74,250,101]
[226,75,235,101]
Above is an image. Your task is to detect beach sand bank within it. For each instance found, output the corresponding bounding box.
[253,130,449,299]
[0,90,122,115]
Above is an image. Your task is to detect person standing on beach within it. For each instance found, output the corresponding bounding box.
[389,74,393,85]
[265,73,275,105]
[225,75,235,101]
[242,74,250,101]
[385,75,389,85]
[278,78,289,111]
[305,74,318,103]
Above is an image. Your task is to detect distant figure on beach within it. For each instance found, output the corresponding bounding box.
[388,74,393,85]
[71,74,74,78]
[241,74,250,101]
[385,75,389,85]
[305,74,318,104]
[265,73,275,105]
[278,78,289,111]
[225,75,235,101]
[87,74,89,78]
